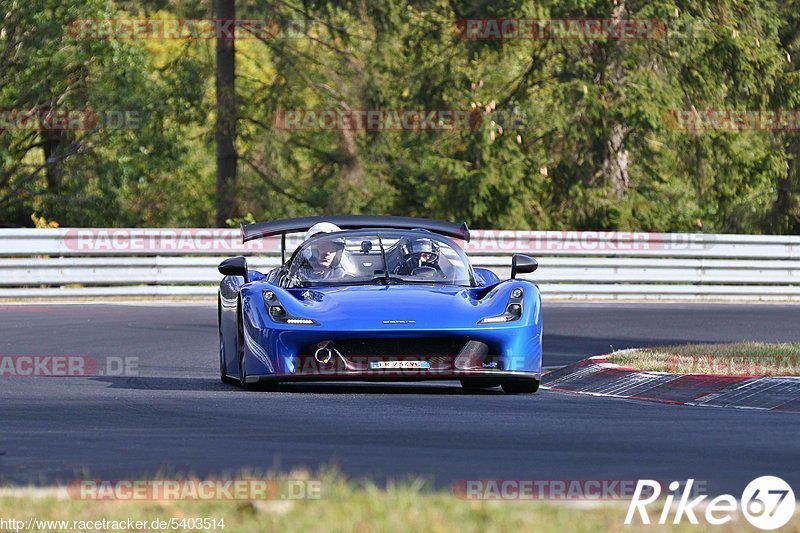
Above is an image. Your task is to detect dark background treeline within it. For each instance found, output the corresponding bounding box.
[1,0,799,232]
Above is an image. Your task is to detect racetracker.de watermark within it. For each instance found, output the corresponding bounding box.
[273,109,489,131]
[459,230,715,253]
[0,109,141,131]
[67,18,321,40]
[456,18,665,40]
[665,109,800,132]
[292,355,529,376]
[0,356,138,378]
[61,229,280,253]
[273,108,528,132]
[453,479,707,500]
[68,479,322,500]
[664,355,800,376]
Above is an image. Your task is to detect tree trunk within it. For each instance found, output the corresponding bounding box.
[215,0,238,227]
[41,129,65,215]
[588,0,630,198]
[602,122,630,198]
[595,0,630,198]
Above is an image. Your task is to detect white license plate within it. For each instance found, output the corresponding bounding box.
[369,361,431,370]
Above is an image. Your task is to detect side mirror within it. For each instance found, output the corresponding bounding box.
[511,254,537,279]
[218,256,249,283]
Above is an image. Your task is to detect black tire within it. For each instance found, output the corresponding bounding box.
[501,380,540,394]
[219,339,237,385]
[236,301,251,390]
[240,355,279,392]
[219,296,237,385]
[239,353,258,391]
[237,302,279,392]
[460,379,500,390]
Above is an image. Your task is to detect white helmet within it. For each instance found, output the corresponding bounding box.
[304,222,342,242]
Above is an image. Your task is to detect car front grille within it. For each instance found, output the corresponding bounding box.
[329,337,467,358]
[297,337,497,372]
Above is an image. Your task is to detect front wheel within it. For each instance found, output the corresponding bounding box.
[239,352,262,391]
[219,297,237,385]
[220,339,237,384]
[240,356,278,392]
[501,380,540,394]
[236,301,279,392]
[236,303,254,391]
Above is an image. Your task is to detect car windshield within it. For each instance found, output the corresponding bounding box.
[285,230,474,287]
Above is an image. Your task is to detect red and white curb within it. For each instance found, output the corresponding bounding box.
[541,355,800,412]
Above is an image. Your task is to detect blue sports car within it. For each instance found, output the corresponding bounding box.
[217,216,542,393]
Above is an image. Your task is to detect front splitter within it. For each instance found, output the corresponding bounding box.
[245,370,540,384]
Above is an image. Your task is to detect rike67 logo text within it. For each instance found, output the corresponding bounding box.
[626,477,795,530]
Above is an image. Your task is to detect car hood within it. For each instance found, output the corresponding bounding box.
[282,284,502,330]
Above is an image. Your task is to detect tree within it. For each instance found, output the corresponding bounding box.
[0,0,215,226]
[215,0,238,226]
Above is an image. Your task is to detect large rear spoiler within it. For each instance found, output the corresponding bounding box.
[241,215,470,243]
[242,216,470,264]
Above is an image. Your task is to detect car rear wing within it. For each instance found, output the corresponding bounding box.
[241,216,470,264]
[242,215,470,243]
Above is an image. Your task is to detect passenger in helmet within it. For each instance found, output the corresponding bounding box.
[295,223,347,282]
[303,222,342,243]
[394,238,444,277]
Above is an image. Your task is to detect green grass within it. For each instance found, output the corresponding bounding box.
[0,472,797,532]
[607,342,800,376]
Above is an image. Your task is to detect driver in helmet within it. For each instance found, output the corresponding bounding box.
[394,237,443,277]
[295,222,347,282]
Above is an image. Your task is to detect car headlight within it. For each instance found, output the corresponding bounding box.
[263,290,319,326]
[479,287,524,324]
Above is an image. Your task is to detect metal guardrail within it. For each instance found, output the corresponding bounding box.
[1,228,799,300]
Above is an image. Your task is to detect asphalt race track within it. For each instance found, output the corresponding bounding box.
[2,302,799,495]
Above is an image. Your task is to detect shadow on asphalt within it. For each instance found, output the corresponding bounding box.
[89,376,511,395]
[263,382,508,395]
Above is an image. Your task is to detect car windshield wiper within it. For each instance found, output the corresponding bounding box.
[359,274,399,285]
[370,275,457,285]
[288,276,465,287]
[376,234,390,285]
[287,276,389,287]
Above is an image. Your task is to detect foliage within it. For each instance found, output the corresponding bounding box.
[1,0,799,232]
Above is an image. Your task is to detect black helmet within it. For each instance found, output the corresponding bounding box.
[404,238,439,266]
